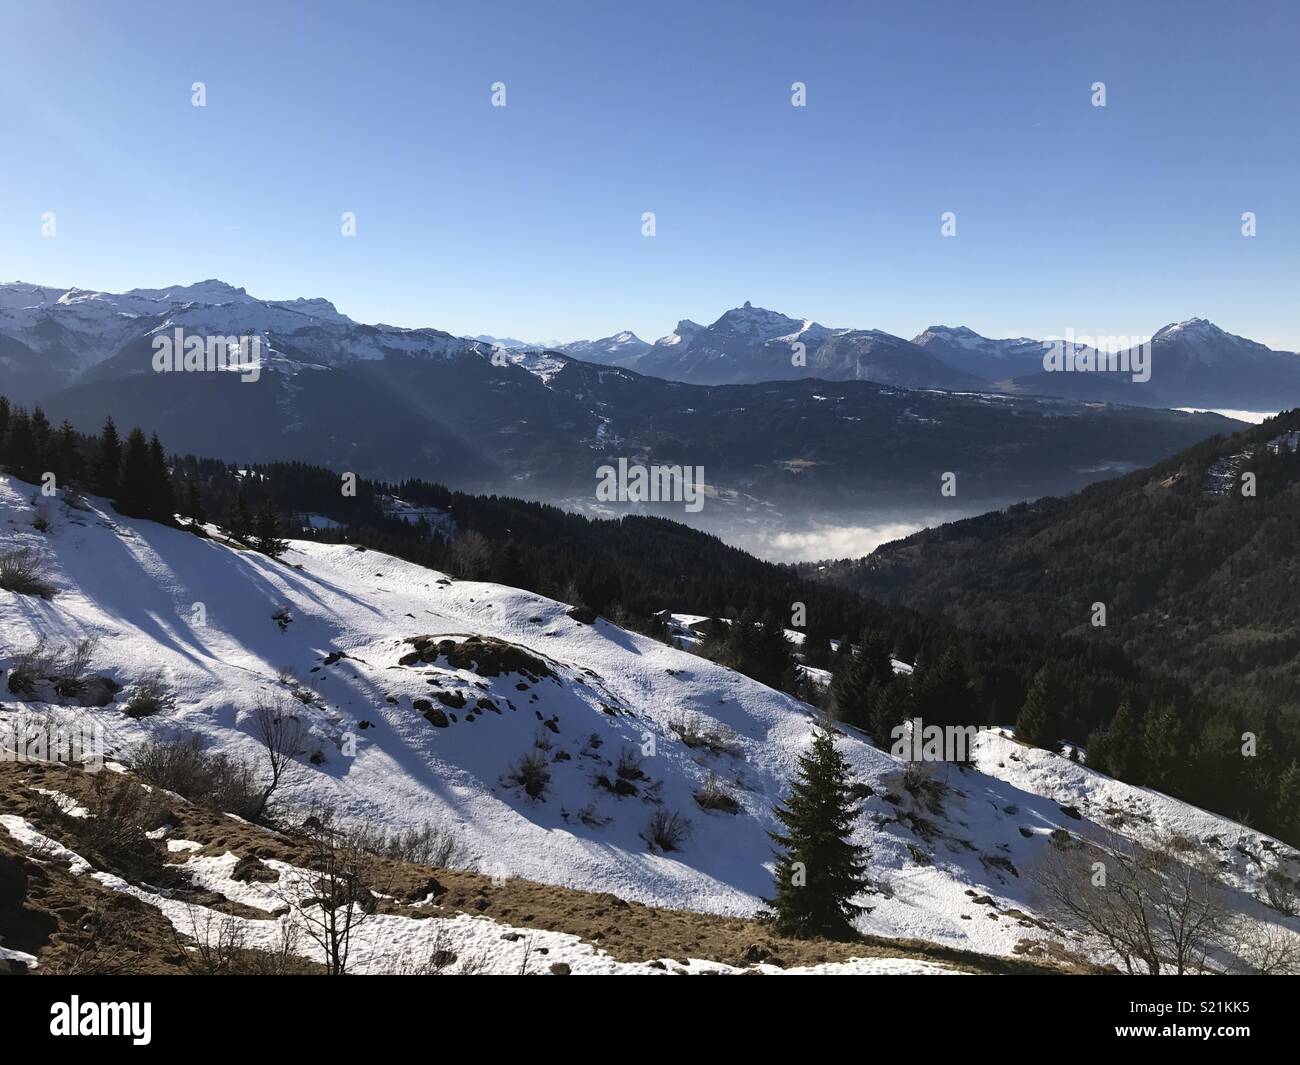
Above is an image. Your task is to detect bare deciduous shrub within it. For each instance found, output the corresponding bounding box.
[386,925,488,975]
[6,637,101,701]
[174,905,249,975]
[351,822,474,870]
[616,746,645,781]
[1261,869,1299,917]
[643,808,691,852]
[271,805,376,975]
[693,773,740,814]
[509,748,551,799]
[133,736,261,817]
[1033,832,1231,975]
[123,670,174,719]
[0,547,57,599]
[173,905,311,975]
[249,697,308,821]
[1231,916,1300,975]
[667,712,735,755]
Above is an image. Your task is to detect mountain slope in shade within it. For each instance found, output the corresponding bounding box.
[808,410,1300,714]
[912,325,1049,381]
[917,320,1300,411]
[2,474,1294,969]
[631,303,982,389]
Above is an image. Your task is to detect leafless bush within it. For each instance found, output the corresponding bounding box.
[249,697,308,821]
[5,637,101,701]
[509,748,551,799]
[174,906,311,975]
[643,808,691,853]
[272,805,376,975]
[1033,832,1231,975]
[385,925,489,975]
[351,822,474,871]
[133,736,261,817]
[693,773,741,814]
[667,712,735,755]
[616,746,645,781]
[174,905,250,975]
[1261,869,1299,917]
[0,547,57,598]
[123,670,174,719]
[1231,916,1300,975]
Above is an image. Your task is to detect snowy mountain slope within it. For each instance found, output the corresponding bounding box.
[557,331,652,366]
[911,326,1048,380]
[0,280,486,402]
[3,474,1297,968]
[915,320,1300,410]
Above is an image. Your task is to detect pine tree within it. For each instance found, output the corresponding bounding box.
[912,647,975,730]
[764,723,868,940]
[147,433,174,520]
[252,500,290,558]
[1091,699,1144,782]
[869,675,913,749]
[1277,760,1300,841]
[55,421,80,488]
[1141,702,1189,793]
[116,428,153,514]
[181,478,207,525]
[97,417,122,496]
[1015,663,1064,748]
[225,491,253,541]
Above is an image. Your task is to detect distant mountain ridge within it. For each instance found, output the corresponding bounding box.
[0,279,1247,519]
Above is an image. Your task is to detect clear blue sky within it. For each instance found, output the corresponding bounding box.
[2,0,1297,347]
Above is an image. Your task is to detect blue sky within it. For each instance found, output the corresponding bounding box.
[2,0,1297,347]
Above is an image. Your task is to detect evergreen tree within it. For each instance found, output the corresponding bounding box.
[1015,663,1065,748]
[3,409,37,481]
[225,491,253,541]
[116,428,153,515]
[55,421,80,488]
[1141,702,1189,793]
[763,723,868,940]
[1277,760,1300,841]
[869,675,914,750]
[181,478,207,525]
[147,433,175,520]
[1090,699,1144,782]
[913,647,974,729]
[97,416,122,495]
[252,500,290,558]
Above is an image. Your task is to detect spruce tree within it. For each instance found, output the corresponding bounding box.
[97,416,122,495]
[1015,663,1064,748]
[117,428,153,514]
[55,421,80,488]
[1088,699,1145,781]
[764,723,868,940]
[912,647,974,729]
[252,501,290,558]
[226,491,253,541]
[869,674,913,749]
[147,433,174,520]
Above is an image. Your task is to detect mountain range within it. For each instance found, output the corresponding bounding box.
[561,307,1300,410]
[0,281,1247,522]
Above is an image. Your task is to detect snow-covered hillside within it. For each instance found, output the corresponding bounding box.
[2,474,1297,968]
